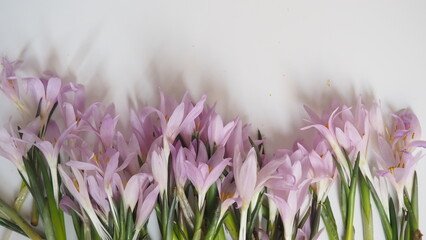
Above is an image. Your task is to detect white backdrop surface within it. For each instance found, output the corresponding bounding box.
[0,1,426,239]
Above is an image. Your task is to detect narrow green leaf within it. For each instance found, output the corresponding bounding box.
[223,211,238,240]
[125,207,135,240]
[321,197,339,240]
[333,155,349,195]
[365,177,392,240]
[248,137,263,167]
[411,172,418,224]
[404,188,418,231]
[247,191,264,239]
[0,217,27,237]
[344,152,360,240]
[359,172,373,240]
[388,197,398,240]
[166,196,178,240]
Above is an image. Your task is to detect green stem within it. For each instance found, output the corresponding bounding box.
[0,198,43,240]
[321,198,339,240]
[14,182,29,211]
[223,212,238,240]
[359,172,373,240]
[344,153,360,240]
[193,204,205,240]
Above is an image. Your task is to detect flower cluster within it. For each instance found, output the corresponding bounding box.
[0,58,423,240]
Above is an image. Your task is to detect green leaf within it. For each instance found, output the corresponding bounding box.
[404,188,418,231]
[388,197,398,240]
[125,207,135,240]
[321,197,339,240]
[247,191,264,239]
[333,155,349,195]
[248,137,263,167]
[359,172,373,240]
[411,172,418,225]
[223,211,238,240]
[365,177,392,240]
[166,196,178,240]
[344,152,360,240]
[0,217,27,237]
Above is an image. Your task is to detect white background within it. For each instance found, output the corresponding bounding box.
[0,1,426,239]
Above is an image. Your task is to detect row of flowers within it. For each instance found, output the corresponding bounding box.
[0,58,423,240]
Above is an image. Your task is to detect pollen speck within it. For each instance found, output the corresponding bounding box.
[327,80,331,87]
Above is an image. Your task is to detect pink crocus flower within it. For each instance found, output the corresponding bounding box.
[216,171,241,223]
[266,155,312,240]
[302,104,358,182]
[225,118,251,158]
[34,122,77,203]
[147,140,169,198]
[25,77,62,123]
[59,165,111,240]
[207,112,236,148]
[233,148,283,240]
[0,58,26,111]
[185,146,231,209]
[374,109,426,210]
[133,184,160,240]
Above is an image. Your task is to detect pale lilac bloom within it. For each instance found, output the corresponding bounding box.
[335,99,372,180]
[26,77,62,122]
[0,58,26,111]
[133,184,160,240]
[0,127,27,172]
[147,140,169,198]
[59,165,111,240]
[155,94,206,147]
[35,122,77,203]
[216,172,241,223]
[173,146,187,189]
[233,148,283,240]
[185,146,231,209]
[225,118,251,158]
[266,156,312,240]
[375,109,426,208]
[302,105,351,182]
[306,140,336,202]
[207,112,236,148]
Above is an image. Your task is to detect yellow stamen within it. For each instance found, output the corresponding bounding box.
[106,157,110,163]
[221,191,234,201]
[403,135,408,141]
[320,154,324,158]
[325,123,329,129]
[165,114,169,120]
[196,121,201,130]
[412,132,415,139]
[388,167,395,175]
[73,178,80,192]
[94,155,100,164]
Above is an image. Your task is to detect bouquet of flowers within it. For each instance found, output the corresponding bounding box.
[0,58,423,240]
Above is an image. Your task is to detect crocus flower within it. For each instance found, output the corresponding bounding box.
[25,77,62,123]
[266,156,312,240]
[233,148,283,240]
[0,58,25,111]
[59,165,111,240]
[307,140,336,202]
[133,184,160,240]
[35,122,77,203]
[185,146,231,209]
[216,171,241,222]
[147,140,169,198]
[207,112,236,148]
